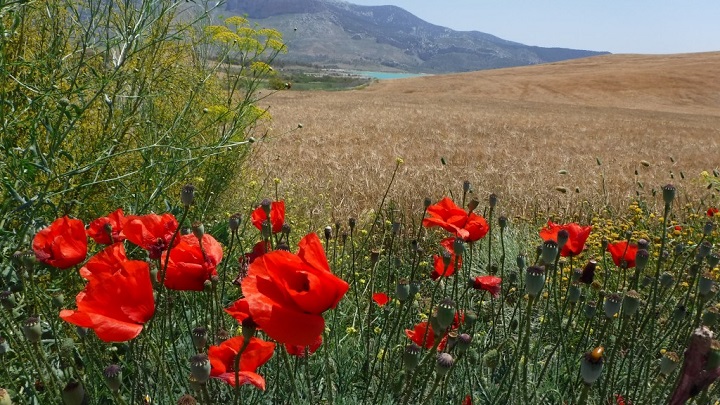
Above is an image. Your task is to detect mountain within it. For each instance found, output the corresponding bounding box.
[223,0,609,73]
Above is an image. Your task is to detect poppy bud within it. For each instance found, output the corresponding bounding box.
[698,272,715,298]
[580,348,604,385]
[464,310,478,328]
[483,349,499,369]
[103,364,122,392]
[396,279,410,302]
[467,199,479,212]
[702,307,719,327]
[435,353,454,376]
[423,197,432,209]
[435,298,456,330]
[181,184,195,207]
[23,317,42,343]
[189,354,211,384]
[229,214,241,232]
[488,193,498,208]
[637,238,650,251]
[260,198,272,216]
[604,293,622,318]
[324,226,332,241]
[601,239,609,251]
[660,272,675,289]
[348,217,356,232]
[192,327,207,350]
[525,266,546,298]
[662,184,676,206]
[659,351,679,376]
[463,180,471,193]
[403,343,421,371]
[62,380,86,405]
[568,284,581,304]
[584,301,597,319]
[622,290,641,316]
[457,333,471,353]
[579,260,596,285]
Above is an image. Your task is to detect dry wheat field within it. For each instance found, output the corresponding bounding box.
[249,52,720,221]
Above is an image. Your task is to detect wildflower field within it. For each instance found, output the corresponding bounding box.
[2,1,720,405]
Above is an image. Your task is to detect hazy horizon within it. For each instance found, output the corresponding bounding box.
[348,0,720,55]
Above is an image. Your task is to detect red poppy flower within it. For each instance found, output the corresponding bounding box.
[285,334,323,357]
[607,241,638,269]
[33,216,88,269]
[405,321,446,350]
[161,234,223,291]
[472,275,502,297]
[251,200,285,234]
[708,207,719,217]
[423,197,489,242]
[241,233,349,346]
[225,298,255,325]
[59,256,155,342]
[539,221,592,257]
[431,237,461,279]
[87,209,125,245]
[244,241,270,265]
[79,243,128,283]
[121,213,178,259]
[463,395,473,405]
[208,336,275,389]
[372,292,390,307]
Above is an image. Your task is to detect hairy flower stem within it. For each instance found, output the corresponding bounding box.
[577,383,591,404]
[522,295,534,403]
[233,336,250,405]
[401,338,442,405]
[421,374,443,404]
[323,330,335,404]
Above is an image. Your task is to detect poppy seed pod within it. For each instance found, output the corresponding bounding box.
[467,198,479,212]
[457,333,472,353]
[698,273,715,298]
[181,184,195,207]
[525,266,546,298]
[604,293,622,318]
[189,354,211,384]
[556,229,569,252]
[435,299,456,331]
[541,241,558,265]
[584,301,597,319]
[488,193,498,208]
[635,249,649,271]
[403,343,421,371]
[324,226,332,241]
[580,349,604,385]
[191,222,204,240]
[436,353,455,376]
[698,241,713,260]
[674,243,685,256]
[571,267,583,283]
[409,281,420,297]
[498,215,507,229]
[516,253,527,271]
[702,307,719,327]
[568,284,581,304]
[103,364,122,392]
[672,305,687,322]
[453,238,465,256]
[396,279,410,302]
[662,184,676,206]
[348,217,356,232]
[708,252,720,268]
[464,310,478,328]
[622,290,641,316]
[62,380,86,405]
[177,394,198,405]
[23,317,41,343]
[637,238,650,251]
[0,291,15,311]
[260,198,272,216]
[659,351,679,376]
[707,340,720,369]
[423,197,432,209]
[228,214,241,232]
[261,220,272,240]
[483,349,500,369]
[463,180,471,193]
[192,327,207,350]
[660,272,675,289]
[704,221,715,236]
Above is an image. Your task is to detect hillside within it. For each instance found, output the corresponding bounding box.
[245,52,720,220]
[223,0,608,73]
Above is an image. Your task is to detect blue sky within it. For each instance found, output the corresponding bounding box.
[349,0,720,54]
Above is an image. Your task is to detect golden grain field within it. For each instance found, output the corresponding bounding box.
[246,52,720,222]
